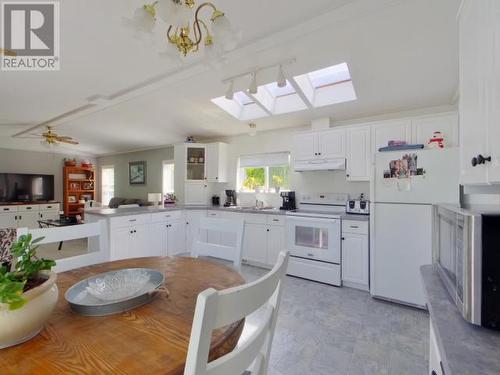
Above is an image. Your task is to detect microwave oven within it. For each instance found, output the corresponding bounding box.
[434,204,500,330]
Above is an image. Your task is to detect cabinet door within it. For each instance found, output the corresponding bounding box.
[111,227,132,261]
[242,224,268,264]
[0,213,17,229]
[148,222,168,257]
[293,133,317,161]
[185,182,208,205]
[129,225,148,259]
[459,1,489,184]
[186,210,207,252]
[267,226,285,267]
[17,212,40,229]
[186,145,206,181]
[372,120,412,152]
[206,143,228,183]
[39,210,59,221]
[318,129,345,159]
[412,113,459,147]
[342,233,369,289]
[167,220,186,256]
[346,126,371,181]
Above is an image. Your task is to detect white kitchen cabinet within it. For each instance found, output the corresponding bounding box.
[0,212,17,229]
[412,113,459,148]
[17,211,40,229]
[293,133,317,161]
[148,222,169,257]
[342,220,369,291]
[458,0,500,185]
[185,182,208,205]
[242,224,269,265]
[318,129,345,159]
[186,210,207,253]
[429,320,444,375]
[168,220,186,255]
[371,119,412,152]
[346,126,371,181]
[206,142,228,183]
[111,225,148,261]
[267,225,285,266]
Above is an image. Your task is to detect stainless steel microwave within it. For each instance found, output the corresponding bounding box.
[434,204,500,330]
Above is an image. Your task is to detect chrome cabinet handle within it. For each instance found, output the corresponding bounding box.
[350,225,359,229]
[129,219,137,222]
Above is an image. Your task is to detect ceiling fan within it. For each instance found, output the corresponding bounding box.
[36,126,79,145]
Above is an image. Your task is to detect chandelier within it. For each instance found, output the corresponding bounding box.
[125,0,239,57]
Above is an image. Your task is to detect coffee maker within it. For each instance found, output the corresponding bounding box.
[280,191,296,211]
[224,190,237,207]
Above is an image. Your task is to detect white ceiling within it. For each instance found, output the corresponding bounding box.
[0,0,460,156]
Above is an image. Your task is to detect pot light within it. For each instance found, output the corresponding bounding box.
[249,72,258,95]
[225,80,234,100]
[277,65,286,88]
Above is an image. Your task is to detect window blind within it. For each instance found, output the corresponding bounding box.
[239,152,290,168]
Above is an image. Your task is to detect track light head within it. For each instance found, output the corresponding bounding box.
[249,72,258,95]
[225,80,234,100]
[277,65,286,88]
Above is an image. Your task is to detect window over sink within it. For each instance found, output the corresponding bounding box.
[238,152,290,193]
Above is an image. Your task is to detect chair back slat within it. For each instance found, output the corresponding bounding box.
[184,251,289,375]
[191,217,244,270]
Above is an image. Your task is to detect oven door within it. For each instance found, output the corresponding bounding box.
[286,216,341,264]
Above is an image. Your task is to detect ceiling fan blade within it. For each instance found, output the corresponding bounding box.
[58,139,79,145]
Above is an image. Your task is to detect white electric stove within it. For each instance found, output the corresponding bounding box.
[286,193,348,286]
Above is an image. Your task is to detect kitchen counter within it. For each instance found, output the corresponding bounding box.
[85,205,288,218]
[421,265,500,375]
[0,201,60,206]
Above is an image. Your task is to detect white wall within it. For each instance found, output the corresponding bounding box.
[0,148,95,202]
[209,127,370,205]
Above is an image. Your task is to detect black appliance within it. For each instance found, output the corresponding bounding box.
[224,190,237,207]
[212,195,220,206]
[280,191,296,211]
[0,173,55,202]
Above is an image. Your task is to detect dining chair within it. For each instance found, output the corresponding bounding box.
[191,217,245,271]
[184,250,290,375]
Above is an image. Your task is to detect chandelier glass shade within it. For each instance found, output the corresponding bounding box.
[127,0,239,57]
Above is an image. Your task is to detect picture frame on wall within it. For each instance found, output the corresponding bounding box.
[129,161,147,185]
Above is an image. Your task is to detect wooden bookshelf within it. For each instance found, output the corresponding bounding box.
[63,166,96,217]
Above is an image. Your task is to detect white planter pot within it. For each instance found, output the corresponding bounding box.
[0,271,58,349]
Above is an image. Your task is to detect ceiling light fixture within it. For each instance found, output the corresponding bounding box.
[277,65,286,88]
[249,72,258,95]
[126,1,240,57]
[248,123,257,137]
[225,80,234,100]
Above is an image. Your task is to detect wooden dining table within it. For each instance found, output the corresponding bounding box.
[0,257,246,375]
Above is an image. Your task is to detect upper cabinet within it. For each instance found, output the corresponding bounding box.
[346,126,371,181]
[206,142,228,183]
[371,119,412,152]
[293,129,345,161]
[412,113,459,147]
[293,133,318,161]
[458,0,500,184]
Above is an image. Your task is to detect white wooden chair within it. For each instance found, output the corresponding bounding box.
[184,250,290,375]
[191,217,245,271]
[16,220,108,273]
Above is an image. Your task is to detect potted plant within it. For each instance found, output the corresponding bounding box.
[0,234,57,349]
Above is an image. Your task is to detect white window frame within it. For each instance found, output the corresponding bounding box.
[101,165,114,206]
[237,153,290,193]
[162,160,175,196]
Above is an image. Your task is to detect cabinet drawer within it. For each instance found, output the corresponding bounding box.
[244,214,268,225]
[267,215,285,226]
[18,205,39,212]
[342,220,369,235]
[0,206,18,213]
[207,210,222,218]
[39,203,60,211]
[110,214,151,229]
[151,210,183,223]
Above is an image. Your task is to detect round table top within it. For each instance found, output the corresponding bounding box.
[1,257,246,375]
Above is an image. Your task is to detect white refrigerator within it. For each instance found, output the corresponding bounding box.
[370,148,459,307]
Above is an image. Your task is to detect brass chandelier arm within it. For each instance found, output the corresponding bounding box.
[193,2,221,45]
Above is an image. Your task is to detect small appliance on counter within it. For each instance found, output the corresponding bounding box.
[346,193,370,215]
[212,195,220,206]
[280,191,296,211]
[224,190,237,207]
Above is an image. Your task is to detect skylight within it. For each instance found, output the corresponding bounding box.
[211,62,357,121]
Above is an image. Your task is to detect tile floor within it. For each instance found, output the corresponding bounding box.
[240,264,429,375]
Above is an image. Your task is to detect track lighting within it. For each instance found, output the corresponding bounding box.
[225,80,234,100]
[248,123,257,136]
[277,65,286,88]
[249,72,258,95]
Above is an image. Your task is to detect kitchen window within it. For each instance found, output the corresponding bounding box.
[162,160,175,196]
[238,152,290,193]
[101,165,114,206]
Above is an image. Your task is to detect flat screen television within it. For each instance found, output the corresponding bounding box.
[0,173,55,203]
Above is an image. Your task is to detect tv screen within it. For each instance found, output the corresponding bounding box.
[0,173,55,202]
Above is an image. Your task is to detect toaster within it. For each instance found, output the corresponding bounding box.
[346,199,370,215]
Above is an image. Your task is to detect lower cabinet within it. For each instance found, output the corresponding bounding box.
[148,220,187,257]
[429,320,444,375]
[341,220,369,291]
[18,212,41,229]
[0,212,17,228]
[186,210,207,253]
[0,204,61,229]
[111,225,148,261]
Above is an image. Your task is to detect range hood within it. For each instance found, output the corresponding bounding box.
[294,158,346,172]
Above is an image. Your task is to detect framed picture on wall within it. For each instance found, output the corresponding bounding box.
[129,161,147,185]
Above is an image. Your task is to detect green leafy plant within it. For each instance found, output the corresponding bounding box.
[0,234,55,310]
